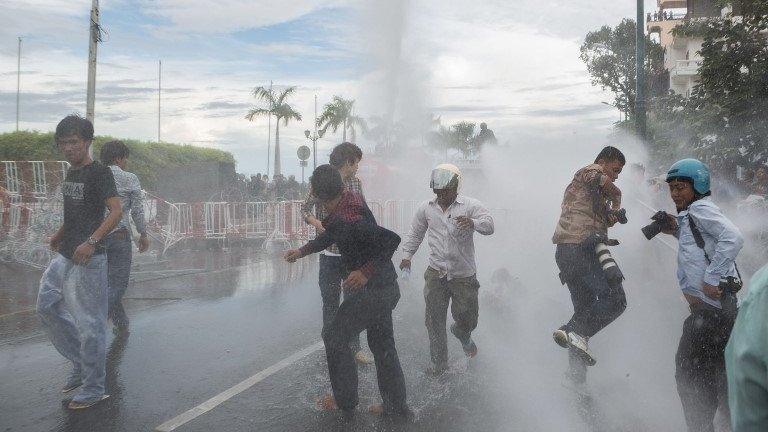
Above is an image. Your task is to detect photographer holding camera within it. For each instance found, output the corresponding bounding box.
[551,146,628,388]
[651,159,743,432]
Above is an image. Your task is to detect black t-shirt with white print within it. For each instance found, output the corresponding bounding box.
[59,161,118,260]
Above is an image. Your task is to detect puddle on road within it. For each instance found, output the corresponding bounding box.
[0,246,315,344]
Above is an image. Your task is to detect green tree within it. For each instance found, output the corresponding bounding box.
[580,18,665,119]
[246,86,302,176]
[317,96,367,143]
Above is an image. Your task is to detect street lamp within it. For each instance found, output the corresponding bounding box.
[304,128,324,170]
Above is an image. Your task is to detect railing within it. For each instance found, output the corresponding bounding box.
[647,11,688,22]
[1,194,515,268]
[671,59,702,76]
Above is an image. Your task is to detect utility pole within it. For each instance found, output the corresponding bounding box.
[158,60,162,142]
[16,37,21,131]
[635,0,647,141]
[266,80,272,177]
[86,0,100,126]
[313,94,318,170]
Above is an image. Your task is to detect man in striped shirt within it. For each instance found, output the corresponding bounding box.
[302,142,371,365]
[100,140,150,334]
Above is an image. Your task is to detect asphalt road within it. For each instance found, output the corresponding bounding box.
[0,240,714,432]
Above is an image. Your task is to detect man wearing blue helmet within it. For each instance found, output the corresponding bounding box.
[657,158,744,432]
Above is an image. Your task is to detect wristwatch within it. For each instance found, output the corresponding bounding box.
[87,237,99,246]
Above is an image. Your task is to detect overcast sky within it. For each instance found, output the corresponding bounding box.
[0,0,658,177]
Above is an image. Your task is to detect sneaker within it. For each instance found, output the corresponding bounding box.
[553,327,569,348]
[450,323,477,357]
[567,332,596,366]
[354,351,373,365]
[67,394,110,410]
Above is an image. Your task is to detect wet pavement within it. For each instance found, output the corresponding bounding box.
[1,239,702,432]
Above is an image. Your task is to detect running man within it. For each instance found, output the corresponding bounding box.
[286,165,410,419]
[400,164,494,376]
[551,146,627,387]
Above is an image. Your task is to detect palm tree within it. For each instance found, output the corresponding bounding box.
[246,86,302,176]
[317,96,367,142]
[427,121,476,157]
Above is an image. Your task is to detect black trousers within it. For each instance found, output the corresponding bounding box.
[675,305,734,432]
[555,243,627,338]
[319,254,360,352]
[322,280,407,413]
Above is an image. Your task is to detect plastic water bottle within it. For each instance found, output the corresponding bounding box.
[401,267,411,281]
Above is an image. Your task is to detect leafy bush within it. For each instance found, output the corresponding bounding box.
[0,131,235,191]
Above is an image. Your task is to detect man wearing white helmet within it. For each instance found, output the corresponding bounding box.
[400,164,494,376]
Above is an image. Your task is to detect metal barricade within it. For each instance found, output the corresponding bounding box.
[203,202,231,239]
[31,161,47,197]
[3,161,20,195]
[243,202,271,238]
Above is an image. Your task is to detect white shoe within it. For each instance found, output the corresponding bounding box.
[553,329,569,348]
[567,332,596,366]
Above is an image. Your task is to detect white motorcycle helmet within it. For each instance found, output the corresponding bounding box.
[430,163,462,190]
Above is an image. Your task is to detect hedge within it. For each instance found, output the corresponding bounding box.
[0,130,236,191]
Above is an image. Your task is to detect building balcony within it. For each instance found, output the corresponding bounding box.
[670,59,701,78]
[658,0,687,8]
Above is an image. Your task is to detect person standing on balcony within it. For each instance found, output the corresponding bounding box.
[37,114,122,409]
[302,142,372,366]
[400,163,495,376]
[100,140,150,334]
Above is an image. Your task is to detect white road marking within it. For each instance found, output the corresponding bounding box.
[155,341,324,432]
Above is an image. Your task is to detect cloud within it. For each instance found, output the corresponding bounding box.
[0,0,650,177]
[431,105,512,114]
[199,101,252,111]
[526,105,612,118]
[139,0,355,34]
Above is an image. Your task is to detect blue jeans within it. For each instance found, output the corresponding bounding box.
[37,253,109,403]
[105,231,133,327]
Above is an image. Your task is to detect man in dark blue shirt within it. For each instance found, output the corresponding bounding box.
[285,164,410,420]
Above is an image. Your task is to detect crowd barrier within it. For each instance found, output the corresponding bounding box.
[1,189,516,268]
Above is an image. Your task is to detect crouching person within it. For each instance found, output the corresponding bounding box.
[659,159,744,431]
[37,115,122,409]
[284,165,410,420]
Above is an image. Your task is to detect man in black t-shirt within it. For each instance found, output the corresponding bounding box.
[36,115,122,410]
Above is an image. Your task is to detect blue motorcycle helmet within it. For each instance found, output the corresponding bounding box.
[666,158,711,196]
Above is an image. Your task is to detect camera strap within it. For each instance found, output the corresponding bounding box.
[687,214,742,281]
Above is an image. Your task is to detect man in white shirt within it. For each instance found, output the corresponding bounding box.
[400,164,494,375]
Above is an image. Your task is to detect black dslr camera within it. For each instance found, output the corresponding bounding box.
[642,211,675,240]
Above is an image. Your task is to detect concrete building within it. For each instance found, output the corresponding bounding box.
[647,0,731,96]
